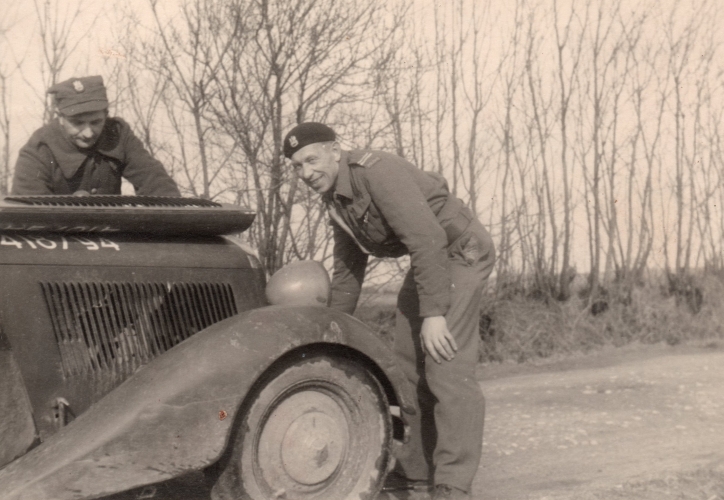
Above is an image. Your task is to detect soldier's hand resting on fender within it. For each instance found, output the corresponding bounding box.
[421,316,457,363]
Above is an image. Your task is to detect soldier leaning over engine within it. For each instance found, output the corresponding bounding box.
[11,75,180,197]
[283,122,496,500]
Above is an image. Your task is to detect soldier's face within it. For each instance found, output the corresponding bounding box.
[59,110,108,149]
[290,142,340,194]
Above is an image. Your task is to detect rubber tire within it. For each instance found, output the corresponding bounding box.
[211,355,392,500]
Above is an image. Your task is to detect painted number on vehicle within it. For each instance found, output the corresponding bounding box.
[0,234,120,251]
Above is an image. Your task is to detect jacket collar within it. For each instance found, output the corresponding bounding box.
[330,150,354,201]
[44,118,124,179]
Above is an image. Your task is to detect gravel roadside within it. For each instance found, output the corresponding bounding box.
[475,343,724,500]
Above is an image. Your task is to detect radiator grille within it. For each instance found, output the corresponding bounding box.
[41,281,238,378]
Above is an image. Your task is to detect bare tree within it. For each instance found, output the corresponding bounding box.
[494,0,525,283]
[524,7,558,296]
[553,0,586,299]
[461,1,498,216]
[209,0,402,273]
[103,16,169,165]
[31,0,98,122]
[0,10,23,195]
[142,0,245,199]
[89,0,724,298]
[581,0,620,302]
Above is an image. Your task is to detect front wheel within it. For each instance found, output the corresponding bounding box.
[211,355,392,500]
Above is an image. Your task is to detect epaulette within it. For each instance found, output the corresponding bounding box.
[349,151,381,168]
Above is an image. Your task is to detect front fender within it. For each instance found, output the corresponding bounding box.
[0,306,414,500]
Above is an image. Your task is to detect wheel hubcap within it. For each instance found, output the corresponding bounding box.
[256,390,350,489]
[281,411,344,484]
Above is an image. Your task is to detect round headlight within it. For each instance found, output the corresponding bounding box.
[266,260,331,306]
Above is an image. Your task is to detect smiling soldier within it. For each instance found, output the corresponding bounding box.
[11,75,180,197]
[284,122,495,500]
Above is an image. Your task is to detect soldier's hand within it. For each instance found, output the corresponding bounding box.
[420,316,457,363]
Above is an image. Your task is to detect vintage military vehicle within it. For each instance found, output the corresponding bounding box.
[0,195,413,500]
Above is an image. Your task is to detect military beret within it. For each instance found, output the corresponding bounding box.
[283,122,336,158]
[48,75,108,116]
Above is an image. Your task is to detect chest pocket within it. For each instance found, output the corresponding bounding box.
[345,194,379,241]
[345,197,406,257]
[358,205,389,244]
[343,160,407,257]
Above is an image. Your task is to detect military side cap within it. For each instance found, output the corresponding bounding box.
[283,122,336,158]
[48,75,108,116]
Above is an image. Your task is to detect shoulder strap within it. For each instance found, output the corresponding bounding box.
[347,151,381,168]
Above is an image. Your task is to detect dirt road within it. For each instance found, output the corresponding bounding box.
[475,344,724,500]
[113,344,724,500]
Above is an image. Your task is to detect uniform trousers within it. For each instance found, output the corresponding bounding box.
[393,217,495,492]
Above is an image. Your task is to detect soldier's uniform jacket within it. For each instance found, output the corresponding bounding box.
[326,150,491,318]
[12,117,180,196]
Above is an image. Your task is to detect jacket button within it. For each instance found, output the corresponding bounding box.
[91,188,98,194]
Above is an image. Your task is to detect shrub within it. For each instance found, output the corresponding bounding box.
[355,271,724,365]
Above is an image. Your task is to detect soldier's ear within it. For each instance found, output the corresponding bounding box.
[330,141,341,161]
